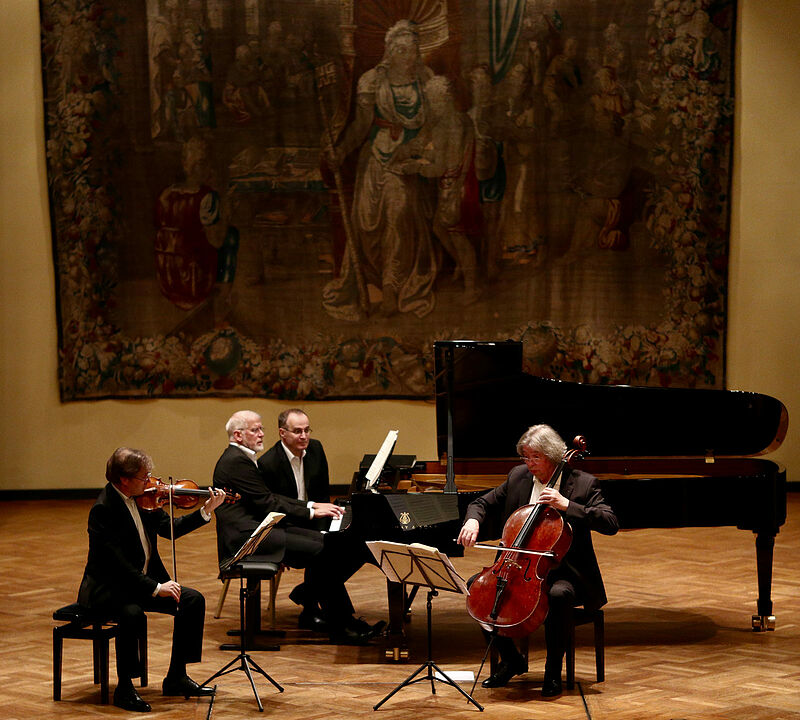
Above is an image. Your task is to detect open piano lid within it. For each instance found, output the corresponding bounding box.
[434,340,788,460]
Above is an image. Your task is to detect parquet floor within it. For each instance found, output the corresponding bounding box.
[1,495,799,719]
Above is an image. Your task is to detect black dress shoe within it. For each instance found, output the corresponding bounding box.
[541,677,562,697]
[113,684,151,712]
[347,616,386,639]
[481,657,528,688]
[298,608,329,632]
[162,674,215,698]
[329,625,371,646]
[288,583,308,607]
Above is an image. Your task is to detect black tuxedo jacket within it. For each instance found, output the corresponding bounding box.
[77,482,207,609]
[257,438,330,503]
[464,465,618,609]
[213,444,314,563]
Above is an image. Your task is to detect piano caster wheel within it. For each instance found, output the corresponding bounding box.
[751,614,776,632]
[385,647,410,662]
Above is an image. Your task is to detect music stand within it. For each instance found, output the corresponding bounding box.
[204,512,286,711]
[368,541,483,712]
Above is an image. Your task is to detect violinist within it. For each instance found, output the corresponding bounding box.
[457,424,618,697]
[78,447,226,712]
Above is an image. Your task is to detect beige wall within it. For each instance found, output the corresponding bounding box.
[1,0,797,491]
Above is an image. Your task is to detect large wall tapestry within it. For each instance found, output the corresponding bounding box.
[41,0,736,400]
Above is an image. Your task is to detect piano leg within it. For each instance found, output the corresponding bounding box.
[751,531,777,632]
[384,580,410,661]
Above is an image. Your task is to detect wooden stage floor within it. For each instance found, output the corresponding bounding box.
[1,494,799,719]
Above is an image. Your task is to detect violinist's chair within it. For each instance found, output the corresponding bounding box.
[52,603,147,704]
[490,606,605,690]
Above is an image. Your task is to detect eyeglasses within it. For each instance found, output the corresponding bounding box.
[243,426,263,434]
[282,427,312,436]
[518,455,545,463]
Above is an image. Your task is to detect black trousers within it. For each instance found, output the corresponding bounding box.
[258,525,374,623]
[114,586,205,680]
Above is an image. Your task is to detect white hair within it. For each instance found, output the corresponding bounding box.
[516,424,567,464]
[226,410,260,439]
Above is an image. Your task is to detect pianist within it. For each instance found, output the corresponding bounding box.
[257,408,336,625]
[212,410,380,645]
[257,408,331,527]
[457,424,618,697]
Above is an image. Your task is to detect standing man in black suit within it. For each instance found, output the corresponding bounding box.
[457,424,618,697]
[78,447,226,712]
[212,410,379,644]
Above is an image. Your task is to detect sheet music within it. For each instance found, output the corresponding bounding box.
[364,430,399,488]
[220,511,285,572]
[366,540,468,594]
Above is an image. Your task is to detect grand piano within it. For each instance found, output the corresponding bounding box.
[346,339,788,658]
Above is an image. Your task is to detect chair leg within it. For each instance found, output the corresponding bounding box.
[53,629,63,701]
[565,621,576,690]
[98,630,110,704]
[215,578,231,618]
[138,616,148,687]
[267,570,283,629]
[92,625,102,685]
[594,613,605,682]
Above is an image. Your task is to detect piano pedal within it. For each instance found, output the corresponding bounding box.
[751,614,776,631]
[385,647,410,662]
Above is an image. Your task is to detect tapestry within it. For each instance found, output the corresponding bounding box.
[41,0,735,400]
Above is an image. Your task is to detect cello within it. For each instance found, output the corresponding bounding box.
[465,436,587,638]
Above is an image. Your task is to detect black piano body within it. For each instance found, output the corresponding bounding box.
[345,340,788,657]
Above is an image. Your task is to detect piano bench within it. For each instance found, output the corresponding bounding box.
[490,607,604,689]
[215,558,284,630]
[53,602,148,704]
[216,557,285,652]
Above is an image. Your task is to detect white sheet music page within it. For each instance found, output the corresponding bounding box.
[220,511,285,571]
[365,540,468,594]
[364,430,399,488]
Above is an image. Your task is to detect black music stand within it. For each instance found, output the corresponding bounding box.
[368,541,483,712]
[204,512,285,711]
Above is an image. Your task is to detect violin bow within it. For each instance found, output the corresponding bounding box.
[168,478,178,586]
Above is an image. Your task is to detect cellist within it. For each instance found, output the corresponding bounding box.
[457,424,618,697]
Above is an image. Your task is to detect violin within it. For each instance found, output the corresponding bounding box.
[135,476,240,511]
[465,436,587,639]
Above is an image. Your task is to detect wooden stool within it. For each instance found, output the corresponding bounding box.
[53,603,147,704]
